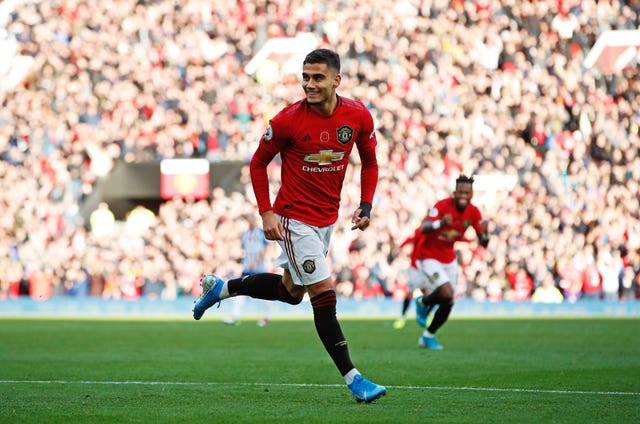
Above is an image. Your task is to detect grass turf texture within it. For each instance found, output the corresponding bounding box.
[1,318,638,423]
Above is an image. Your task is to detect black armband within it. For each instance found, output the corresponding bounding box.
[358,202,372,218]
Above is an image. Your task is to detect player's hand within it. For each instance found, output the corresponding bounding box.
[478,219,490,247]
[351,208,370,231]
[441,214,453,226]
[261,211,284,240]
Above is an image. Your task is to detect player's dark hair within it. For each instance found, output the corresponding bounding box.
[304,49,341,73]
[455,174,475,188]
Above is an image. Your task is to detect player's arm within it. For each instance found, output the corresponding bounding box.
[421,210,452,233]
[352,129,378,231]
[249,142,276,215]
[250,126,284,240]
[476,218,490,248]
[470,205,490,247]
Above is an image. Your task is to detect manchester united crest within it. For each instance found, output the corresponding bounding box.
[336,126,354,144]
[302,259,316,274]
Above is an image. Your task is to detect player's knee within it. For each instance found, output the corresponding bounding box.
[439,284,455,303]
[279,272,305,304]
[284,293,303,305]
[285,284,305,305]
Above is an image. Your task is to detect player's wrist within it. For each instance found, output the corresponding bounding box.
[358,202,372,218]
[432,220,441,230]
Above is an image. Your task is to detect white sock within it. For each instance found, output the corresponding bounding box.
[343,368,360,385]
[219,283,230,299]
[422,330,435,338]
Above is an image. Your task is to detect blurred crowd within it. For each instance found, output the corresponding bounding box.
[1,0,639,304]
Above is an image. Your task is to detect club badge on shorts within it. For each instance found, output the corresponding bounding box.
[302,259,316,274]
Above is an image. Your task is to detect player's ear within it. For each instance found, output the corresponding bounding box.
[333,73,341,88]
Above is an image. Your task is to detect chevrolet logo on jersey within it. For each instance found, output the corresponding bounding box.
[304,150,345,165]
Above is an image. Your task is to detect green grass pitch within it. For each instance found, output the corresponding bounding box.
[1,317,638,423]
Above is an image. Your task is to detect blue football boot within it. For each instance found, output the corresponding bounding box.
[414,296,432,327]
[418,334,443,350]
[192,274,224,320]
[347,374,387,403]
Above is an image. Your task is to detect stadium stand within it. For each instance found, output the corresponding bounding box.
[1,0,639,304]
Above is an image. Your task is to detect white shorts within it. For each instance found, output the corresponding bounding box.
[415,258,458,294]
[407,266,428,290]
[275,215,333,286]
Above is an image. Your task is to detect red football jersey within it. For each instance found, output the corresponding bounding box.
[414,197,484,263]
[250,96,378,227]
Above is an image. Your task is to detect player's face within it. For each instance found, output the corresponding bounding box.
[301,63,340,107]
[453,182,473,210]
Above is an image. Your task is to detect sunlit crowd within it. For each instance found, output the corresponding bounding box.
[1,0,639,303]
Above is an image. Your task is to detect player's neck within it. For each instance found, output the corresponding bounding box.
[309,94,338,116]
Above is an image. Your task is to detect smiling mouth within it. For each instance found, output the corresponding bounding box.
[306,92,322,102]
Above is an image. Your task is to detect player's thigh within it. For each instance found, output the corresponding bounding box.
[416,259,457,293]
[442,261,459,289]
[408,266,428,291]
[281,269,306,298]
[275,217,332,286]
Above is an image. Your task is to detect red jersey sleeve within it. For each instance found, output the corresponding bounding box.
[249,145,276,214]
[470,206,484,234]
[355,111,378,204]
[249,118,289,214]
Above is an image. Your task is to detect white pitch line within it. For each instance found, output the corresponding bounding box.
[385,385,640,396]
[0,380,638,397]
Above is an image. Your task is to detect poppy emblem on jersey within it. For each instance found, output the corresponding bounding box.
[302,259,316,274]
[263,125,273,141]
[336,126,354,144]
[304,150,345,165]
